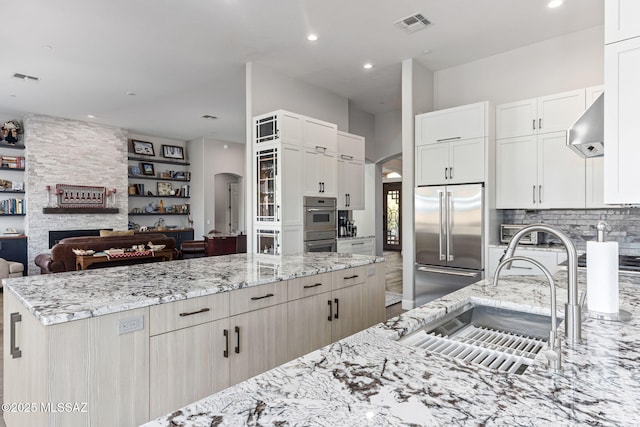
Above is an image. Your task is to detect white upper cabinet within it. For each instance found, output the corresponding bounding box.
[415,102,486,146]
[605,0,640,44]
[496,90,585,139]
[604,36,640,204]
[254,110,302,146]
[415,102,489,187]
[302,117,337,152]
[496,132,585,209]
[337,131,365,210]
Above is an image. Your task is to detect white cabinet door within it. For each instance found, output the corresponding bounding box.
[605,0,640,44]
[338,159,364,210]
[449,138,485,184]
[303,117,337,152]
[488,247,561,278]
[496,98,537,139]
[303,148,336,197]
[586,85,604,105]
[604,37,640,204]
[415,102,486,145]
[416,143,449,186]
[537,89,586,134]
[496,136,538,209]
[538,132,585,208]
[319,151,337,197]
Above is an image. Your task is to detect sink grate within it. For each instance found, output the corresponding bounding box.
[401,325,547,375]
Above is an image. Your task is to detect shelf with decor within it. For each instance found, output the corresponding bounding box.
[128,212,190,216]
[128,175,190,182]
[128,195,190,199]
[128,156,190,166]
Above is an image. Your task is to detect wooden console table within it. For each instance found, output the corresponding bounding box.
[75,249,174,271]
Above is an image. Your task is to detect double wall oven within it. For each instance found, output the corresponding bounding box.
[303,196,337,253]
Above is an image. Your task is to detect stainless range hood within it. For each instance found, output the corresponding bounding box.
[567,92,604,158]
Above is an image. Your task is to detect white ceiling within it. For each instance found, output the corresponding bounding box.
[0,0,603,143]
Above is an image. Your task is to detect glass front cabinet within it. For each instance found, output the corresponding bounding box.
[256,147,279,223]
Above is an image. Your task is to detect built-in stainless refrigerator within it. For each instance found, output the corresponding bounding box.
[415,183,484,307]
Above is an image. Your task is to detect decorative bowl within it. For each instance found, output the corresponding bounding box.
[148,244,165,251]
[72,249,95,256]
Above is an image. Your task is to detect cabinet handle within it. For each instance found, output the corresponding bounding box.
[319,182,322,193]
[539,118,542,129]
[328,300,333,321]
[223,329,229,358]
[539,185,542,204]
[347,194,351,206]
[10,312,22,359]
[343,274,359,280]
[234,326,240,354]
[322,182,325,193]
[250,293,274,301]
[450,167,453,179]
[352,242,365,246]
[532,185,536,204]
[444,167,448,180]
[179,307,210,317]
[303,283,323,289]
[315,145,327,153]
[334,298,339,319]
[436,137,461,142]
[532,119,536,130]
[340,154,354,160]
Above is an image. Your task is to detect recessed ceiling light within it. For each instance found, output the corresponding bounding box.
[548,0,564,8]
[87,114,96,119]
[422,49,432,55]
[307,34,318,41]
[363,63,373,69]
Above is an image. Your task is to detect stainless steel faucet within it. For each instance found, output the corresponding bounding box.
[494,256,562,373]
[502,223,581,344]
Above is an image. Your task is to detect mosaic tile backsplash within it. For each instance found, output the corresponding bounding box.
[502,208,640,255]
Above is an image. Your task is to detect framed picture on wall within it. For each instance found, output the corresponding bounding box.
[132,140,155,156]
[141,163,155,176]
[162,144,184,160]
[157,182,172,196]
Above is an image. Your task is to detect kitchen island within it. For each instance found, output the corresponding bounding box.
[2,253,385,426]
[145,269,640,426]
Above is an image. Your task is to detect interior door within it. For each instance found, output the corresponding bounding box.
[383,182,402,251]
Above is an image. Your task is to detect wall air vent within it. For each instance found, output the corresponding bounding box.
[201,115,218,120]
[394,13,432,33]
[12,73,39,82]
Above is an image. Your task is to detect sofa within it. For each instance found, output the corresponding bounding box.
[35,233,177,274]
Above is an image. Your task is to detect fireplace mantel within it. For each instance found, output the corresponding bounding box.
[42,207,119,214]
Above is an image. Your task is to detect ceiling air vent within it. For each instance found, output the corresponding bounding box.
[12,73,39,82]
[394,13,431,34]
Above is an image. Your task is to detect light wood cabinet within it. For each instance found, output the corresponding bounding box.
[604,36,640,204]
[496,90,585,139]
[487,247,566,278]
[362,263,386,329]
[337,237,375,256]
[496,132,585,209]
[605,0,640,44]
[337,131,365,210]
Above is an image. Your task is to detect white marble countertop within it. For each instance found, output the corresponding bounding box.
[2,253,383,326]
[337,235,375,241]
[144,269,640,426]
[489,243,570,252]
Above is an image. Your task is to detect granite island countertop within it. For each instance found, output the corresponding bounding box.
[144,269,640,426]
[2,253,383,326]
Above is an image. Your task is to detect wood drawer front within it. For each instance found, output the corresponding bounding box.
[288,272,333,301]
[149,293,229,336]
[333,266,367,290]
[229,281,288,316]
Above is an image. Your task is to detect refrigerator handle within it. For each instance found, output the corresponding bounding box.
[417,266,480,277]
[438,191,445,261]
[446,191,454,261]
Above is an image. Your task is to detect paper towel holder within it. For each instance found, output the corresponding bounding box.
[585,221,632,322]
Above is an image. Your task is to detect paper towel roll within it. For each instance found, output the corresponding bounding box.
[586,241,619,314]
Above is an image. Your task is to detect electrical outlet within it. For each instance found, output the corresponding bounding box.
[118,315,144,335]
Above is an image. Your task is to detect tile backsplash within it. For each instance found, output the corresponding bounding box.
[502,209,640,255]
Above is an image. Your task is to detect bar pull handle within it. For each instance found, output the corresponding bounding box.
[303,283,323,289]
[328,300,333,321]
[223,329,229,358]
[179,307,210,317]
[340,154,354,160]
[538,185,542,204]
[533,119,536,130]
[439,191,445,261]
[343,274,359,280]
[10,312,22,359]
[446,191,453,261]
[315,145,327,153]
[533,185,536,204]
[250,293,274,301]
[449,167,453,179]
[319,182,322,193]
[436,136,461,142]
[539,118,542,129]
[334,298,339,319]
[234,326,240,354]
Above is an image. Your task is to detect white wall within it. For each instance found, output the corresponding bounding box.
[250,63,349,130]
[348,103,375,161]
[188,137,245,237]
[434,25,604,109]
[373,110,402,164]
[351,163,377,238]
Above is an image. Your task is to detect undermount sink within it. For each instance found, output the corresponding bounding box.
[399,303,563,375]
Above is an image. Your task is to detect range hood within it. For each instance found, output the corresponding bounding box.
[567,92,604,158]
